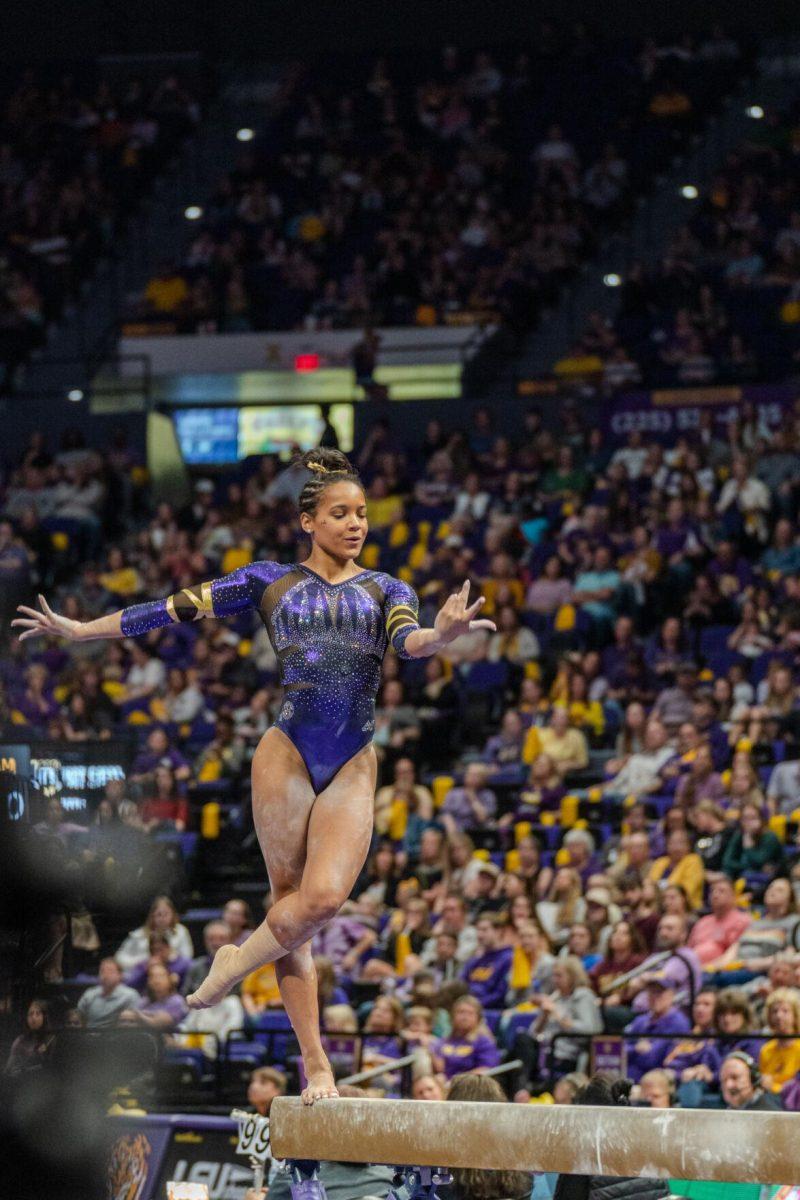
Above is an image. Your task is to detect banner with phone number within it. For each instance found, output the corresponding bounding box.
[601,382,797,443]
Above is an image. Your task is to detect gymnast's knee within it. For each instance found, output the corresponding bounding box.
[299,884,344,929]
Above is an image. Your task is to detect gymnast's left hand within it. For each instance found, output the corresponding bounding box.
[433,580,496,644]
[12,594,84,642]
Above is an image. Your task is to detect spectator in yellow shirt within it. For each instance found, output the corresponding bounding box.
[649,828,705,910]
[365,477,404,529]
[241,961,283,1018]
[760,988,800,1092]
[526,708,588,776]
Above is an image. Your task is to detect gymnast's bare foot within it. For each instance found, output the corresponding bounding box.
[302,1062,339,1105]
[186,944,241,1009]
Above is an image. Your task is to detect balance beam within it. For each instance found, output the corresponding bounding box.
[269,1097,800,1184]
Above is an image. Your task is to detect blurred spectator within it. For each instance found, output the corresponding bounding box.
[77,958,140,1029]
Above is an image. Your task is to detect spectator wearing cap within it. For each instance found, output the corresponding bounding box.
[687,877,751,968]
[465,859,504,920]
[648,829,705,910]
[460,913,513,1008]
[720,1052,780,1111]
[625,975,691,1080]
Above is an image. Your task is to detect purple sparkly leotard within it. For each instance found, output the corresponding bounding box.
[120,561,420,792]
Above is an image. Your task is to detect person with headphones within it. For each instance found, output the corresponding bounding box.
[719,1050,780,1111]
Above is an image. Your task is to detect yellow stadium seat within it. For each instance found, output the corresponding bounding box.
[588,786,602,803]
[238,639,252,657]
[127,711,151,725]
[554,604,576,632]
[524,661,541,680]
[560,794,579,827]
[389,799,408,841]
[53,686,70,704]
[505,850,521,872]
[769,814,787,843]
[389,522,410,548]
[624,794,637,808]
[432,776,454,808]
[514,821,532,843]
[407,543,427,570]
[398,566,413,584]
[540,812,556,827]
[574,818,588,831]
[51,532,69,551]
[361,543,380,569]
[472,848,491,862]
[149,698,168,721]
[102,681,126,700]
[555,847,571,867]
[791,808,800,823]
[436,521,451,541]
[417,521,431,542]
[222,546,253,574]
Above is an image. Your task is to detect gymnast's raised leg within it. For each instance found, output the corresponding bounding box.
[188,725,376,1102]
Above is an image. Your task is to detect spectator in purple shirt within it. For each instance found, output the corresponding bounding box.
[33,797,86,847]
[131,726,191,783]
[707,539,754,595]
[630,913,704,1014]
[311,912,377,977]
[439,763,497,835]
[625,976,691,1080]
[15,662,58,727]
[601,615,642,682]
[432,995,501,1079]
[480,710,526,773]
[118,961,188,1032]
[124,932,192,994]
[460,913,513,1008]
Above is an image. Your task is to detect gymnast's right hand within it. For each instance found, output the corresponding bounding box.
[12,594,84,642]
[433,579,496,644]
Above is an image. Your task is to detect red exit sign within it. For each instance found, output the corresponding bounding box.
[294,353,320,372]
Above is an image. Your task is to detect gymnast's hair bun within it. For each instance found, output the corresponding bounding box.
[296,447,355,476]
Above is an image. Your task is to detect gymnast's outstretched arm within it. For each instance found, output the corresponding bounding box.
[12,565,262,643]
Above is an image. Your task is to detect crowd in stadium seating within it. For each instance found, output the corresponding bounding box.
[557,94,800,388]
[4,394,800,1110]
[0,66,200,389]
[136,29,743,335]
